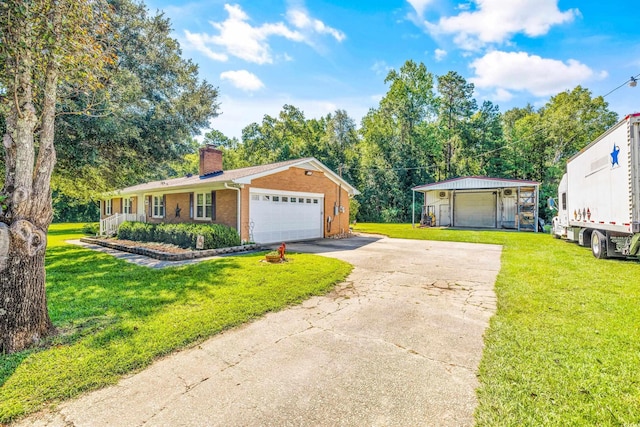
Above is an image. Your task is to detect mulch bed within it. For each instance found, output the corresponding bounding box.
[93,238,189,254]
[80,237,261,261]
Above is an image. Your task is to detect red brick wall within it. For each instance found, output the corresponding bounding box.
[144,190,238,231]
[164,193,191,223]
[240,187,251,242]
[213,189,238,229]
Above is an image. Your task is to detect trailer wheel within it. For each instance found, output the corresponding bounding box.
[591,230,608,259]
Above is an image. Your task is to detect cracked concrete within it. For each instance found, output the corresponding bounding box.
[18,235,501,427]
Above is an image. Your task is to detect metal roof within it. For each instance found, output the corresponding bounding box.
[109,157,360,197]
[412,176,539,192]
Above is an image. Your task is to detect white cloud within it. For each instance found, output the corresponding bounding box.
[407,0,435,17]
[419,0,578,50]
[491,87,514,102]
[220,70,265,92]
[469,51,604,97]
[286,8,346,42]
[371,60,392,76]
[434,48,447,61]
[183,3,344,65]
[184,30,228,61]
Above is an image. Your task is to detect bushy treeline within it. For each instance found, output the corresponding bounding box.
[208,61,617,223]
[52,60,619,224]
[117,221,241,250]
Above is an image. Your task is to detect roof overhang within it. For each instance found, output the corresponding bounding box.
[413,177,540,193]
[103,157,360,198]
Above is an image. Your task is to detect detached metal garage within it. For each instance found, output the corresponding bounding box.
[412,177,540,231]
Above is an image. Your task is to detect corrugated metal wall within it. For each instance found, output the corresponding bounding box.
[501,192,517,229]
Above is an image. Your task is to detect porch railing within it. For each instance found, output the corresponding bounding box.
[99,213,140,236]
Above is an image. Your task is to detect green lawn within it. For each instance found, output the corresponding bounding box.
[0,223,352,423]
[354,223,640,426]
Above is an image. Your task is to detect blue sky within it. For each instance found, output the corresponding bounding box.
[145,0,640,139]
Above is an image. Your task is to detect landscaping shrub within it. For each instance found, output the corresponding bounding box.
[116,221,133,240]
[117,221,240,250]
[118,221,155,242]
[81,222,99,235]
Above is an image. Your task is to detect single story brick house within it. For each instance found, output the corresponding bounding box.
[100,145,359,244]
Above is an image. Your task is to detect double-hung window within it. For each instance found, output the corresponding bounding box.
[153,195,165,218]
[105,199,112,216]
[123,198,133,214]
[195,192,212,220]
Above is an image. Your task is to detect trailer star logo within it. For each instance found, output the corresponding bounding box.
[611,144,620,166]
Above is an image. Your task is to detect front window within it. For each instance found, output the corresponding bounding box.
[195,192,212,219]
[123,198,133,214]
[153,196,164,218]
[105,199,112,216]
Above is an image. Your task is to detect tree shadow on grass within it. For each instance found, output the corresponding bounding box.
[0,351,31,388]
[46,244,242,324]
[1,244,243,385]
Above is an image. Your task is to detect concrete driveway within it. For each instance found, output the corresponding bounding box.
[20,235,501,427]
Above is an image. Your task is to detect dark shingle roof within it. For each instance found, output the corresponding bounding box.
[115,158,317,194]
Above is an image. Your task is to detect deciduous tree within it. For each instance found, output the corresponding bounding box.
[0,0,114,352]
[53,0,219,195]
[0,0,218,353]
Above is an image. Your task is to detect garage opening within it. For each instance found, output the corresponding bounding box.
[453,192,497,228]
[250,190,323,244]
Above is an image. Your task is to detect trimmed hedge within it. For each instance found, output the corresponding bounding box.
[117,221,241,250]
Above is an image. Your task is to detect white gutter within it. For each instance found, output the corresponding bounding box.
[225,183,242,241]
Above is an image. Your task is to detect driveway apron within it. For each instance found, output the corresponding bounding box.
[21,236,501,427]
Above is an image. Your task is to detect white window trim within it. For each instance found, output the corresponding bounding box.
[152,195,165,218]
[105,199,112,216]
[194,192,212,220]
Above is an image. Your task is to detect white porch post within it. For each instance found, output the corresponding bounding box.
[412,190,415,228]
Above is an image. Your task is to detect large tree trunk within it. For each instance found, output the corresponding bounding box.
[0,0,60,353]
[0,222,53,353]
[0,98,56,352]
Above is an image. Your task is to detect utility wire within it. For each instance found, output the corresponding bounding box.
[319,73,640,175]
[602,73,640,98]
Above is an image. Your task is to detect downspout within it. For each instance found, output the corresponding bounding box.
[225,183,242,241]
[339,183,342,234]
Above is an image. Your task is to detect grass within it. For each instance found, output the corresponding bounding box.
[0,223,352,423]
[354,223,640,426]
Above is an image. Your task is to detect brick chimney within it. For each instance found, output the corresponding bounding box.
[199,145,223,177]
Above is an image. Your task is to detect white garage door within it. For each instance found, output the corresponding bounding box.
[454,192,496,228]
[250,189,323,244]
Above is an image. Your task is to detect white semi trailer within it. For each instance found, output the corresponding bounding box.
[551,113,640,259]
